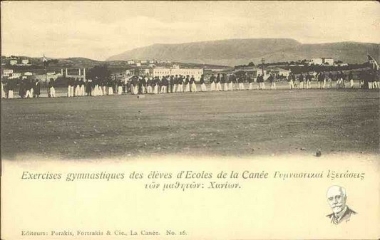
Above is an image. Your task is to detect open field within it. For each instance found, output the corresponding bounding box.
[1,88,379,160]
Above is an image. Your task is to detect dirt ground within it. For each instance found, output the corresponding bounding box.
[1,88,379,160]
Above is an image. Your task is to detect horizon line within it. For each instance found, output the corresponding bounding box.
[2,38,379,61]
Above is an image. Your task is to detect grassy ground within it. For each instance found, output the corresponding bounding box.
[1,87,379,160]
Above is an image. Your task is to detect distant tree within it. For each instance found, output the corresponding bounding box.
[87,64,111,80]
[54,76,66,87]
[47,59,59,65]
[248,62,255,66]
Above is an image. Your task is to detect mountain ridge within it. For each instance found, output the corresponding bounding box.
[107,38,380,66]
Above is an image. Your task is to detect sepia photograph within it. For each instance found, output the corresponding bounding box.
[1,1,379,239]
[1,1,380,160]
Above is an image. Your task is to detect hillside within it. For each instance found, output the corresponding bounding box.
[107,38,301,65]
[107,39,380,66]
[260,42,380,64]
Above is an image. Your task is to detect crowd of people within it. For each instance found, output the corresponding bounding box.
[1,77,42,99]
[1,70,379,99]
[287,70,379,89]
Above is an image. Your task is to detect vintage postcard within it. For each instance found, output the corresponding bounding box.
[1,1,379,239]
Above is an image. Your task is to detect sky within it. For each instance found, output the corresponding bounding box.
[2,1,380,60]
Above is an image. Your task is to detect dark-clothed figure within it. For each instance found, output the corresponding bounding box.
[216,74,222,91]
[210,74,216,91]
[177,75,184,92]
[190,75,196,92]
[316,72,323,89]
[170,75,174,93]
[247,75,253,90]
[25,79,34,98]
[19,78,26,98]
[184,75,190,92]
[298,73,304,89]
[146,77,152,93]
[7,79,16,99]
[200,74,206,92]
[288,73,295,89]
[33,80,41,98]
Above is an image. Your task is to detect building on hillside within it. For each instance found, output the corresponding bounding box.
[48,71,62,76]
[266,67,291,77]
[209,68,234,73]
[9,72,22,79]
[34,74,49,82]
[62,68,86,80]
[125,68,151,77]
[310,58,323,65]
[152,66,203,80]
[127,60,135,65]
[111,72,125,80]
[125,69,136,77]
[2,69,14,77]
[33,72,62,82]
[139,68,151,76]
[234,66,290,79]
[24,72,33,76]
[152,68,171,78]
[21,59,29,65]
[304,60,312,65]
[309,58,334,65]
[124,65,204,80]
[323,58,334,65]
[234,66,264,78]
[9,59,18,65]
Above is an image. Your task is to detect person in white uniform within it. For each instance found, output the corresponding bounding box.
[222,74,228,91]
[184,75,190,92]
[1,79,6,98]
[216,74,222,91]
[48,78,56,97]
[247,74,253,90]
[177,75,184,92]
[190,75,197,92]
[288,73,295,89]
[209,74,216,91]
[200,74,206,91]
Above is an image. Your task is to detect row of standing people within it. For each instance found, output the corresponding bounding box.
[130,75,200,94]
[63,74,258,97]
[1,78,41,99]
[129,73,274,94]
[2,70,379,99]
[66,77,124,97]
[287,71,380,89]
